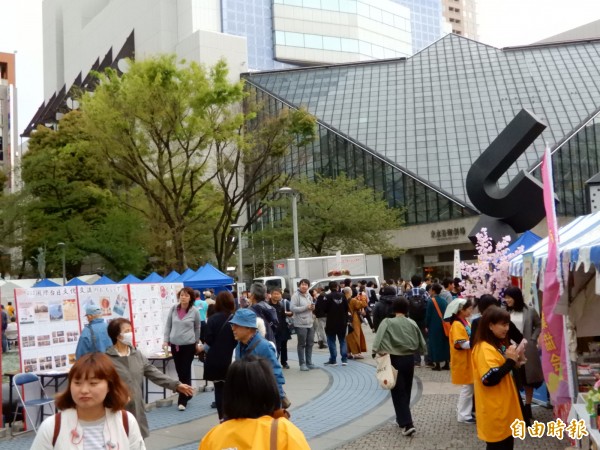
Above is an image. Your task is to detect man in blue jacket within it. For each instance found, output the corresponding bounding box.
[75,304,113,359]
[230,308,290,408]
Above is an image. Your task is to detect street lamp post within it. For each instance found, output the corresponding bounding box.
[230,224,244,284]
[278,187,300,279]
[57,242,66,286]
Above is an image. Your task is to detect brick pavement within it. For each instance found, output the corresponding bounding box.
[336,367,571,450]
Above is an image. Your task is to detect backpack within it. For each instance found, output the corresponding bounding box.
[52,410,129,447]
[405,288,427,322]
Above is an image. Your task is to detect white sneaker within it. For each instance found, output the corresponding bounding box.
[178,404,186,411]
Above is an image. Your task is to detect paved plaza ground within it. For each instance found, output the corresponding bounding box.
[0,324,574,449]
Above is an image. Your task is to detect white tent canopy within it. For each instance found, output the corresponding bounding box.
[509,211,600,278]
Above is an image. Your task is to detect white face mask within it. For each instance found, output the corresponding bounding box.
[119,332,133,347]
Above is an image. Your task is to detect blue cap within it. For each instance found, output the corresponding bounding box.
[229,309,257,328]
[85,304,102,316]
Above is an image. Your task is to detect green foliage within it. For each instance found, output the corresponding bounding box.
[3,111,148,278]
[253,174,404,259]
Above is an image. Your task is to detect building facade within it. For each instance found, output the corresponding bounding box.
[393,0,446,53]
[0,52,19,192]
[441,0,477,39]
[242,34,600,279]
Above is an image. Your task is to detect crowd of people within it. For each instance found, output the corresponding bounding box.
[24,274,541,450]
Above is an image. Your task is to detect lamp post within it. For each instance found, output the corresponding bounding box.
[57,242,66,286]
[278,187,300,279]
[230,224,244,284]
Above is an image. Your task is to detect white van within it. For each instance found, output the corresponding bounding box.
[309,275,381,292]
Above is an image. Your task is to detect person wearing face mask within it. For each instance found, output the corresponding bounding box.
[106,318,195,439]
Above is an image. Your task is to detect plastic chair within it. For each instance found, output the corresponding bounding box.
[12,373,55,433]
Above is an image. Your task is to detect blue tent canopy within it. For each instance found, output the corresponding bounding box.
[119,274,141,284]
[162,270,181,282]
[33,278,61,288]
[508,230,541,255]
[143,272,163,283]
[66,277,88,286]
[174,268,196,282]
[93,275,116,285]
[185,263,234,290]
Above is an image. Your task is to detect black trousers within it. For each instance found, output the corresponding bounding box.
[276,336,289,365]
[486,436,514,450]
[171,343,196,406]
[214,381,225,420]
[390,354,415,427]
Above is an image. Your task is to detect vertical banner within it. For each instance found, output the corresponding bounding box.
[540,147,571,410]
[452,249,461,278]
[15,286,81,372]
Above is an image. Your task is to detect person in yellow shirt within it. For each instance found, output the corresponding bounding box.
[199,356,310,450]
[472,306,522,450]
[447,298,475,424]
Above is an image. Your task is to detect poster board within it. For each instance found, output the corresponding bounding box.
[77,284,131,325]
[15,286,81,373]
[128,283,181,356]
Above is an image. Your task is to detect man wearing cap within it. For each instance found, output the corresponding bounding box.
[75,304,113,359]
[230,308,290,408]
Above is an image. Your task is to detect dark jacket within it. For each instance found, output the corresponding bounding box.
[314,293,327,318]
[372,294,397,332]
[324,290,349,335]
[269,299,291,341]
[251,301,279,343]
[203,312,236,381]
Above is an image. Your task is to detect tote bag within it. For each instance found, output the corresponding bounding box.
[375,353,398,390]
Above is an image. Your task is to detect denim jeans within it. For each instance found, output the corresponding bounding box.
[295,326,315,366]
[326,331,347,363]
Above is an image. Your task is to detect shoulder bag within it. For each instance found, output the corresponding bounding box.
[432,297,451,337]
[375,353,398,390]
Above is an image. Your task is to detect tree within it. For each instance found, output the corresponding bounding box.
[80,55,315,271]
[252,174,404,260]
[2,112,148,278]
[459,228,524,298]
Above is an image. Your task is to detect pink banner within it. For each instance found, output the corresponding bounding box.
[540,147,570,405]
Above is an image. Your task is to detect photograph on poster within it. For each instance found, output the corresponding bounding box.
[22,335,36,347]
[35,301,50,321]
[39,356,53,371]
[113,293,128,316]
[18,301,35,324]
[54,354,67,368]
[100,297,112,316]
[63,298,78,321]
[37,335,51,346]
[67,331,79,342]
[52,330,66,344]
[24,358,38,373]
[49,300,63,321]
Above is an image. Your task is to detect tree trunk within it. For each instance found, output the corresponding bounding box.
[172,227,188,272]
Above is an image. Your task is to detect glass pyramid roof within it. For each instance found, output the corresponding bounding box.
[243,34,600,209]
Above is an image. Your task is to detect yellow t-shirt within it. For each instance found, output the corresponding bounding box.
[449,320,473,384]
[472,341,523,443]
[199,416,310,450]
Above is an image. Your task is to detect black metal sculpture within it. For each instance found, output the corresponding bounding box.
[466,109,549,243]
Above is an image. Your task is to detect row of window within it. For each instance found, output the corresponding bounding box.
[274,31,409,57]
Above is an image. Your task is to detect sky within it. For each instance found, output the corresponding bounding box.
[2,0,600,136]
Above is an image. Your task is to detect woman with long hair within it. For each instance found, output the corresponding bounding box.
[503,286,544,425]
[164,287,201,411]
[31,353,145,449]
[199,356,309,449]
[472,306,523,450]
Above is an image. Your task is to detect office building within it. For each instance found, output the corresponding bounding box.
[441,0,477,39]
[242,34,600,277]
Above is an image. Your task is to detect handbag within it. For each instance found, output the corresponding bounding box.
[375,353,398,390]
[432,297,451,337]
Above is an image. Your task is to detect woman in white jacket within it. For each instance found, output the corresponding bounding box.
[31,352,145,450]
[291,278,315,371]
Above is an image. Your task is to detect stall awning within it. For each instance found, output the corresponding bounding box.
[510,211,600,277]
